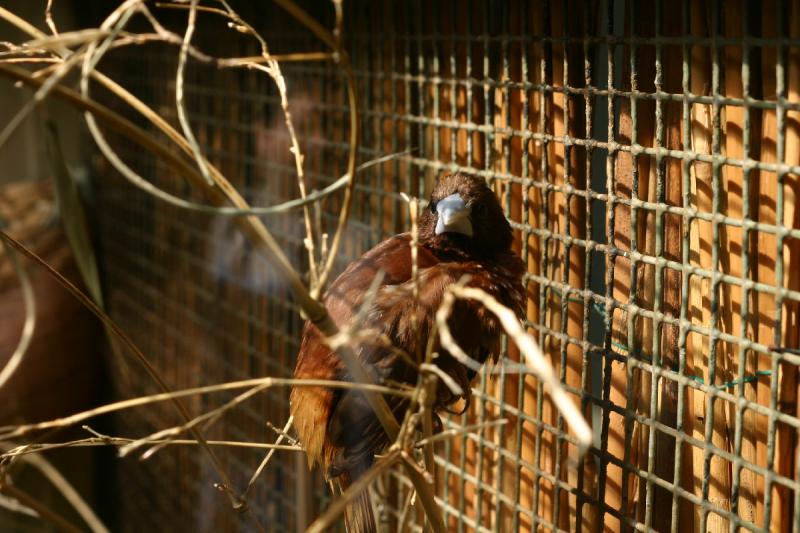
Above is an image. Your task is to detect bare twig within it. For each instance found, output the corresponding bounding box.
[218,51,334,67]
[240,416,295,500]
[119,383,273,459]
[266,420,298,446]
[44,0,58,36]
[331,0,343,46]
[2,436,302,460]
[23,29,113,50]
[154,1,229,17]
[0,373,410,442]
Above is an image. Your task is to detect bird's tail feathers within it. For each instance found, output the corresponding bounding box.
[333,470,376,533]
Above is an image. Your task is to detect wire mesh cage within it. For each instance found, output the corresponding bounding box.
[74,0,800,531]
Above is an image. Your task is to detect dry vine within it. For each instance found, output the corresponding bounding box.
[0,1,590,531]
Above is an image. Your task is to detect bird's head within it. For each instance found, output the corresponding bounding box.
[419,172,513,257]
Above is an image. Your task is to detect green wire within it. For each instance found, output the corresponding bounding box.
[544,288,773,390]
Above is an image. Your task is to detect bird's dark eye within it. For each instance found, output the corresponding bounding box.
[428,200,437,213]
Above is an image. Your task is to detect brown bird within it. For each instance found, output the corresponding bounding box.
[290,172,525,532]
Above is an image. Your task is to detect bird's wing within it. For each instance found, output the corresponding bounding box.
[292,233,432,469]
[327,256,524,475]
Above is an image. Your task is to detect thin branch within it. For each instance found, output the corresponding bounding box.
[217,51,334,67]
[0,371,410,442]
[154,2,230,17]
[1,436,302,460]
[240,416,294,500]
[44,0,58,36]
[119,383,272,459]
[331,0,343,46]
[23,29,112,50]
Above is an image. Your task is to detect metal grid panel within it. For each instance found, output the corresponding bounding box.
[91,1,800,531]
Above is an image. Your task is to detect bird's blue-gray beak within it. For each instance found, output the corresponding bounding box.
[435,193,473,237]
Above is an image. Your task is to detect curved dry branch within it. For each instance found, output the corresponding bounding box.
[446,284,592,455]
[272,0,359,298]
[174,0,213,185]
[0,240,35,392]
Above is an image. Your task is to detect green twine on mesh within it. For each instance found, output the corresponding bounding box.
[545,288,773,390]
[686,370,773,389]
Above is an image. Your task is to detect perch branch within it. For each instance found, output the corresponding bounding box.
[2,437,302,460]
[0,370,410,443]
